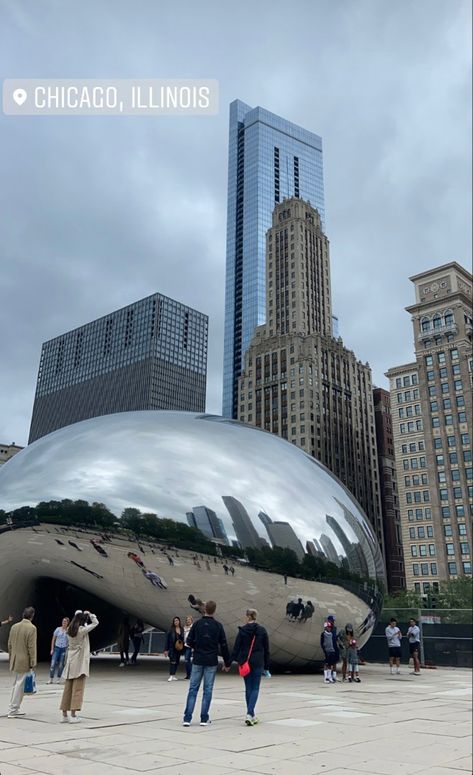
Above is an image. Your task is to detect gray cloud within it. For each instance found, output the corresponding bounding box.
[0,0,471,444]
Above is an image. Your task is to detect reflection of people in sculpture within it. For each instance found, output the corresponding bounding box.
[287,598,304,621]
[127,552,144,569]
[143,570,167,589]
[188,594,205,615]
[301,601,314,622]
[358,609,376,636]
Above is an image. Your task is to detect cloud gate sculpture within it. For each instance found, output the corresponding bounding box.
[0,411,384,667]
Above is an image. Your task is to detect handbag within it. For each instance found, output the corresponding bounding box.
[174,638,184,652]
[238,635,256,677]
[24,670,37,694]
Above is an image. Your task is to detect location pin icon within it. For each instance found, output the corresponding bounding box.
[13,88,27,106]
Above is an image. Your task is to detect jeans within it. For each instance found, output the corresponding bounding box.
[184,646,193,678]
[243,666,263,717]
[169,651,181,675]
[131,636,142,664]
[50,646,67,679]
[183,664,217,722]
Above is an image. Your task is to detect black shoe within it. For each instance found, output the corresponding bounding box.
[355,677,361,683]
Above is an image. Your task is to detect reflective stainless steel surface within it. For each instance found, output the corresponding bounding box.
[0,411,384,666]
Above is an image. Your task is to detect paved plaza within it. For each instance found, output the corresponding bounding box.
[0,656,471,775]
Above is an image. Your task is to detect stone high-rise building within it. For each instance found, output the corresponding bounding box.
[238,198,384,552]
[387,263,472,591]
[373,387,405,592]
[29,292,208,443]
[223,100,325,420]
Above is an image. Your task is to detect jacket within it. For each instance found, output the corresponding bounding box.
[320,628,337,655]
[186,616,230,667]
[8,619,37,674]
[165,628,184,654]
[62,614,99,679]
[231,622,270,671]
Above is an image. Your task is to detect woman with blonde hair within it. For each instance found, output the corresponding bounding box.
[60,610,98,723]
[231,608,270,725]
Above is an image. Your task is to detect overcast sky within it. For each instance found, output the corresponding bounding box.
[0,0,471,446]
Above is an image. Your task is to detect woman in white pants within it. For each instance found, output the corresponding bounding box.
[60,610,98,723]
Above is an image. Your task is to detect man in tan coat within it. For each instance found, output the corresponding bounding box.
[7,606,37,718]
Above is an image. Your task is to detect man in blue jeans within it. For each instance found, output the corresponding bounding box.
[182,600,231,726]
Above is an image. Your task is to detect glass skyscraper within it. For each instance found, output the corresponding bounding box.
[29,292,208,442]
[222,99,325,418]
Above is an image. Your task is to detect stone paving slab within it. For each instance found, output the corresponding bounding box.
[0,656,471,775]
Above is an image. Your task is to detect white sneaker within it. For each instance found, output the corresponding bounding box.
[182,720,190,726]
[396,668,401,674]
[167,676,174,682]
[69,717,82,723]
[199,720,210,726]
[119,663,125,668]
[172,676,178,681]
[390,667,394,674]
[60,716,69,723]
[7,711,25,718]
[324,678,331,683]
[46,679,53,684]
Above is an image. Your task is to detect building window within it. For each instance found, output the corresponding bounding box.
[413,564,420,576]
[460,543,470,555]
[441,506,451,518]
[444,525,453,536]
[448,562,457,575]
[462,562,472,574]
[446,544,455,556]
[431,563,438,575]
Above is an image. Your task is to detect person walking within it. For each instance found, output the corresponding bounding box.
[7,607,37,718]
[60,610,99,723]
[182,600,231,726]
[385,617,402,674]
[130,619,145,665]
[231,608,270,726]
[47,617,70,684]
[183,616,194,679]
[118,616,131,667]
[407,617,421,675]
[164,616,185,681]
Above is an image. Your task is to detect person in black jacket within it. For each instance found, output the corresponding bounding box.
[231,608,270,725]
[182,600,230,726]
[164,617,184,681]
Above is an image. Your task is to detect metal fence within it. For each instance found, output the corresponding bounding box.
[360,608,473,668]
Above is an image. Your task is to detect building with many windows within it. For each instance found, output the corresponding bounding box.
[238,198,384,554]
[223,99,325,419]
[373,388,405,592]
[387,263,472,591]
[29,292,208,443]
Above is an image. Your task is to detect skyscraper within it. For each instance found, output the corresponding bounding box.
[238,198,384,551]
[29,292,208,442]
[387,262,472,591]
[257,511,305,560]
[223,99,325,419]
[186,506,229,544]
[373,387,405,592]
[222,495,269,549]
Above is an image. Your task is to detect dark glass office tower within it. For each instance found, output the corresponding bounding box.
[222,99,325,418]
[29,292,208,442]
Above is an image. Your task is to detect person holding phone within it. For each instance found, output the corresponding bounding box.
[385,617,402,675]
[60,610,98,723]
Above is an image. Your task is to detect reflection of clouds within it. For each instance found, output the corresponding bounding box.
[0,411,384,580]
